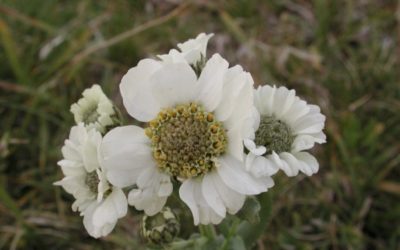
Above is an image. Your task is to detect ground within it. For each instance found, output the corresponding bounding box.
[0,0,399,249]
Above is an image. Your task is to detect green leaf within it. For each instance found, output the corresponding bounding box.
[228,236,246,250]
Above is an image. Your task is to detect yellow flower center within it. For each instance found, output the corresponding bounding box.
[145,103,227,179]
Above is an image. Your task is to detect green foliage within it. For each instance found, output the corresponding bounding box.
[0,0,399,249]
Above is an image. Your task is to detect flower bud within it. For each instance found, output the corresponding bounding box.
[141,207,180,245]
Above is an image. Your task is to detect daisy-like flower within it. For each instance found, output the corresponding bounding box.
[102,37,273,225]
[245,85,326,178]
[55,123,127,238]
[70,84,116,133]
[158,33,213,74]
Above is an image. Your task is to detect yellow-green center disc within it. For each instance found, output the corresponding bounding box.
[145,103,227,179]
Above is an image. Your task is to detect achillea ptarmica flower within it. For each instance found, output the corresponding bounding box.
[245,85,326,177]
[70,84,116,133]
[158,33,213,74]
[140,207,180,244]
[102,34,273,225]
[54,123,127,238]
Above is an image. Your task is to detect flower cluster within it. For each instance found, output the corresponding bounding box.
[55,33,326,239]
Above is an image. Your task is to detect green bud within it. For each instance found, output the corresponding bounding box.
[141,207,180,245]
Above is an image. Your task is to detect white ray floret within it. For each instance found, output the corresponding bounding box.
[245,85,326,178]
[54,123,127,238]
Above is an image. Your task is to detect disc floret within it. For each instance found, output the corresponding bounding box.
[145,103,227,179]
[254,115,294,155]
[85,171,100,194]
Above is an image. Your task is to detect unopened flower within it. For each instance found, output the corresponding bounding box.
[141,207,180,244]
[102,35,272,225]
[245,85,326,177]
[70,84,116,133]
[54,123,127,238]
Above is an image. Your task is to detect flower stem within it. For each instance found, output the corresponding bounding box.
[199,224,216,240]
[237,192,272,248]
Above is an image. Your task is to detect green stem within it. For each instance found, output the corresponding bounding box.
[219,218,240,250]
[237,192,272,248]
[199,224,216,240]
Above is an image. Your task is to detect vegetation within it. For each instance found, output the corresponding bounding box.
[0,0,399,249]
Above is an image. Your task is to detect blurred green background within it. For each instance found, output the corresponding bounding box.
[0,0,399,249]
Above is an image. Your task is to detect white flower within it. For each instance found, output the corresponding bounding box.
[54,123,127,238]
[102,53,273,225]
[245,85,326,178]
[158,33,213,65]
[70,84,116,133]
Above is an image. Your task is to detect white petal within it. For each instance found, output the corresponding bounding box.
[217,156,267,195]
[136,166,172,196]
[209,172,245,214]
[61,142,81,162]
[272,87,296,119]
[179,179,224,225]
[292,134,319,152]
[254,85,275,116]
[127,167,172,216]
[250,106,261,133]
[243,139,266,156]
[278,152,303,176]
[202,173,226,217]
[102,126,153,187]
[120,59,162,122]
[214,65,246,121]
[81,130,102,172]
[283,98,310,125]
[83,203,101,238]
[54,176,86,196]
[292,112,325,134]
[83,202,116,238]
[246,154,279,177]
[310,131,327,143]
[150,62,197,108]
[272,152,299,177]
[158,174,173,197]
[177,33,213,64]
[179,180,200,224]
[69,124,87,145]
[128,188,167,216]
[92,188,127,228]
[292,151,319,175]
[226,126,244,161]
[223,72,254,130]
[57,159,85,176]
[196,54,229,111]
[158,49,187,63]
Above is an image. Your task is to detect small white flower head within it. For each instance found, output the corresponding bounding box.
[245,85,326,178]
[54,123,127,238]
[158,33,213,71]
[177,33,213,64]
[70,84,116,133]
[102,51,273,225]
